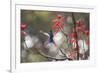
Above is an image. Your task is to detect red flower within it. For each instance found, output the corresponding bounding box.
[70,33,77,38]
[52,19,63,30]
[84,30,89,36]
[52,22,63,32]
[52,23,59,29]
[57,14,62,19]
[52,19,58,23]
[52,14,65,33]
[21,23,28,30]
[76,20,84,26]
[57,14,65,21]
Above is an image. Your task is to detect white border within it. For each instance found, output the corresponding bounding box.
[11,3,96,73]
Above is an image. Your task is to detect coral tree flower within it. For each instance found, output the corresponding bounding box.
[76,20,84,26]
[57,14,65,21]
[70,33,77,38]
[21,23,28,30]
[84,30,89,36]
[52,15,65,33]
[57,14,62,19]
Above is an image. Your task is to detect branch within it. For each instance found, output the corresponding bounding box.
[71,13,79,60]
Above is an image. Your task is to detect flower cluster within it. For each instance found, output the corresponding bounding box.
[69,19,89,45]
[75,19,89,36]
[52,14,65,33]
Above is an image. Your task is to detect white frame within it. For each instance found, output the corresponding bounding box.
[11,1,96,73]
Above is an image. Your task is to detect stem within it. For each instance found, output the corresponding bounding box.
[72,13,79,60]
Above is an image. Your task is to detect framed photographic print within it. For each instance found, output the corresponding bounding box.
[11,0,96,73]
